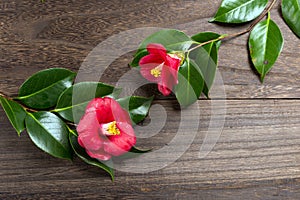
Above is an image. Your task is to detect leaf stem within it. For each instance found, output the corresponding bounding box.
[22,106,39,113]
[0,91,39,113]
[67,125,78,135]
[0,91,13,100]
[187,36,224,52]
[187,0,278,53]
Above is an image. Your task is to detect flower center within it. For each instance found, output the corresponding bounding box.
[150,68,161,77]
[107,121,120,135]
[150,62,164,78]
[101,121,120,136]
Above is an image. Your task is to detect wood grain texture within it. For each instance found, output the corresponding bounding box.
[1,100,300,199]
[1,0,300,199]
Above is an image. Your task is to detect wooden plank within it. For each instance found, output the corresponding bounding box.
[0,1,299,99]
[1,0,300,199]
[1,99,300,198]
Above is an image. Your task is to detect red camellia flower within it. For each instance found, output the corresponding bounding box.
[77,97,136,161]
[139,43,183,96]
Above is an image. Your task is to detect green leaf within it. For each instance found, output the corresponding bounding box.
[210,0,268,23]
[175,60,204,107]
[25,112,72,160]
[190,43,219,98]
[282,0,300,38]
[117,96,153,124]
[69,132,114,181]
[249,15,284,82]
[0,96,27,136]
[18,68,75,109]
[166,40,196,52]
[191,32,221,48]
[54,82,121,123]
[192,32,222,52]
[191,32,221,97]
[137,29,192,52]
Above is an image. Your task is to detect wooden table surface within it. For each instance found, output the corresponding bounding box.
[1,0,300,199]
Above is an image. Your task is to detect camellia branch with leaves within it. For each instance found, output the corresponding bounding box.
[132,0,299,106]
[0,0,299,180]
[0,68,153,180]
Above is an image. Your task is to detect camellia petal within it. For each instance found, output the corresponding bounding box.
[139,54,165,66]
[158,64,178,96]
[117,122,135,137]
[158,84,172,96]
[86,98,114,123]
[86,148,111,161]
[77,111,103,151]
[104,123,136,156]
[112,102,132,124]
[146,43,167,55]
[164,56,181,85]
[165,54,181,75]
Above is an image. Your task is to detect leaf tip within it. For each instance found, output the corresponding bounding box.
[208,18,215,23]
[65,156,73,162]
[110,173,115,182]
[204,92,210,99]
[130,146,152,153]
[129,61,135,67]
[149,95,155,101]
[260,74,265,83]
[17,130,22,137]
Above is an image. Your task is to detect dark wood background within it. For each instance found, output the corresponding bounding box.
[1,0,300,199]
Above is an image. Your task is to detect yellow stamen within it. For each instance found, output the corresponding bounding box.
[151,68,161,77]
[150,63,164,78]
[107,121,120,135]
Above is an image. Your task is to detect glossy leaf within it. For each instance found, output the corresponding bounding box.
[190,43,219,97]
[249,16,284,82]
[55,82,121,123]
[191,32,221,49]
[282,0,300,38]
[117,96,153,124]
[137,29,192,51]
[166,40,196,52]
[0,96,27,136]
[191,32,221,97]
[25,112,72,160]
[175,60,204,107]
[18,68,75,109]
[69,132,114,181]
[210,0,268,23]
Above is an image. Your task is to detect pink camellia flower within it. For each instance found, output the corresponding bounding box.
[139,43,183,96]
[77,97,136,161]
